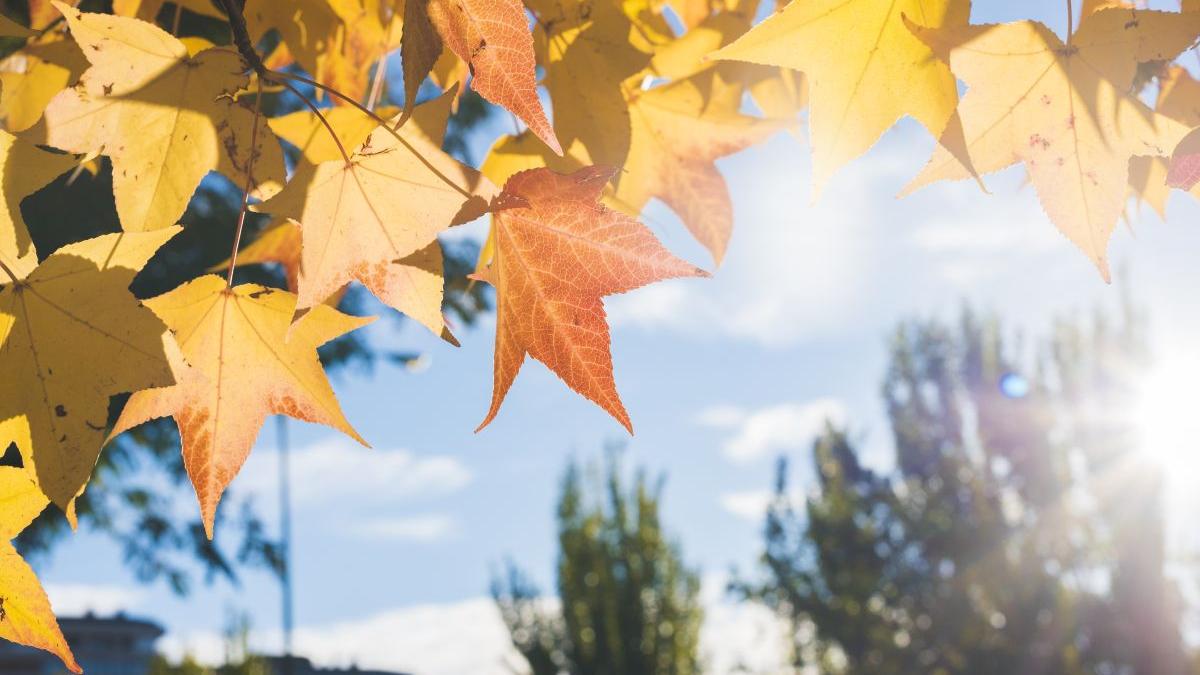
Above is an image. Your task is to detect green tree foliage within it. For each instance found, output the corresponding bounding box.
[494,452,703,675]
[738,304,1191,674]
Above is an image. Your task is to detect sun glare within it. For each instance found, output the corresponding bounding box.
[1135,355,1200,478]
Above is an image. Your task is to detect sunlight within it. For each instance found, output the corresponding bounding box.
[1135,354,1200,477]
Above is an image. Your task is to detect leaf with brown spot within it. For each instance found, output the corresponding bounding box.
[0,466,79,673]
[472,166,708,433]
[256,91,493,338]
[110,276,373,537]
[39,3,284,232]
[0,228,181,514]
[904,7,1200,280]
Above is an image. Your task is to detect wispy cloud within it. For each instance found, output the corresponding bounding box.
[44,584,144,616]
[237,438,472,507]
[699,398,845,463]
[350,514,457,541]
[719,490,775,522]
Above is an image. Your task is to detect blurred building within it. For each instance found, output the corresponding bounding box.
[261,656,409,675]
[0,611,163,674]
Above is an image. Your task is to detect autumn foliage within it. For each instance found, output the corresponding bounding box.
[0,0,1198,668]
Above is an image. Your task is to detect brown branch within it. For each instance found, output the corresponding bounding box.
[215,0,267,76]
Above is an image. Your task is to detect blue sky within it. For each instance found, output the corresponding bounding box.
[32,1,1200,673]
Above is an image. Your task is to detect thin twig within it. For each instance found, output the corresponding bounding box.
[171,2,184,35]
[270,70,473,199]
[366,46,391,110]
[0,257,19,285]
[272,76,352,164]
[226,79,264,287]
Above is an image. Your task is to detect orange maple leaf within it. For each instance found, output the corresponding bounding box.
[110,277,373,536]
[473,166,707,433]
[412,0,562,154]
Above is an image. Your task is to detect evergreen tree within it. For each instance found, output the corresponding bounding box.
[738,305,1191,674]
[494,451,703,675]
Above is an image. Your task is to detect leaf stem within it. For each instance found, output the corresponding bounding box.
[226,79,264,287]
[0,257,19,285]
[273,76,352,164]
[269,70,473,199]
[171,2,184,35]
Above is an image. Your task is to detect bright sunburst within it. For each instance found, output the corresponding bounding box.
[1135,354,1200,477]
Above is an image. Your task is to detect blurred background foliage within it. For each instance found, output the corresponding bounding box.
[494,452,703,675]
[484,299,1195,674]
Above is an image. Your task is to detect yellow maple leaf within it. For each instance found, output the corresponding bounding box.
[905,8,1200,280]
[0,12,34,37]
[616,75,785,264]
[534,0,654,172]
[268,86,457,166]
[319,0,401,105]
[111,276,372,536]
[243,0,345,87]
[112,0,226,22]
[713,0,972,196]
[0,228,181,514]
[257,96,493,337]
[1129,66,1200,219]
[217,220,447,337]
[0,32,88,133]
[39,3,284,232]
[0,129,76,279]
[0,466,79,673]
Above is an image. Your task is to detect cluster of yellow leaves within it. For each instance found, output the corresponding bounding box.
[3,0,1200,667]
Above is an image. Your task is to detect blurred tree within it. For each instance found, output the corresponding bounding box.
[494,451,704,675]
[737,303,1191,674]
[0,0,493,594]
[148,610,268,674]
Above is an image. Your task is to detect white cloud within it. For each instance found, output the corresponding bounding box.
[605,138,887,347]
[699,398,845,463]
[161,590,792,675]
[720,490,774,521]
[44,584,144,616]
[349,514,457,541]
[236,438,472,507]
[161,598,525,675]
